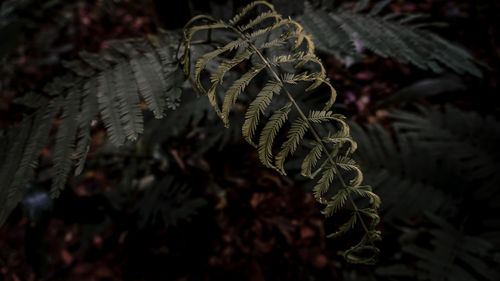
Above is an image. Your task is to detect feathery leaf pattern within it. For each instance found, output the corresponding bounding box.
[180,1,380,264]
[299,2,481,76]
[0,32,185,224]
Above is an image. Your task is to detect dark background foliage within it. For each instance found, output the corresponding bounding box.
[0,0,499,280]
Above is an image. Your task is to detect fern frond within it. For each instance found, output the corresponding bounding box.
[0,97,61,225]
[181,1,380,264]
[74,79,98,176]
[308,110,340,123]
[195,38,247,90]
[323,133,357,155]
[348,105,500,221]
[97,71,127,146]
[246,19,305,42]
[322,188,349,214]
[299,3,482,76]
[313,164,337,202]
[221,63,266,125]
[378,213,500,281]
[301,141,323,178]
[72,33,184,162]
[0,32,185,224]
[389,105,500,205]
[390,105,500,183]
[0,118,33,225]
[238,10,281,31]
[110,42,167,118]
[51,89,79,198]
[210,48,253,84]
[229,0,276,25]
[74,34,183,147]
[258,102,291,169]
[114,63,144,141]
[242,80,281,146]
[275,117,309,173]
[130,56,166,118]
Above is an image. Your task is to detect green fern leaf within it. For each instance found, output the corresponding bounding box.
[299,4,482,76]
[210,49,254,85]
[0,31,185,226]
[114,62,144,141]
[97,71,126,146]
[301,141,323,178]
[221,64,266,125]
[242,80,281,146]
[275,117,309,173]
[378,213,500,281]
[322,188,349,215]
[0,118,33,224]
[0,97,61,225]
[179,0,381,264]
[130,56,166,118]
[258,102,291,169]
[195,38,248,90]
[51,89,79,198]
[74,79,98,176]
[313,164,337,202]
